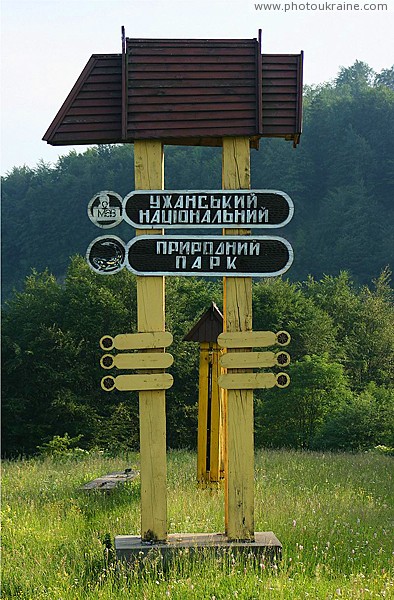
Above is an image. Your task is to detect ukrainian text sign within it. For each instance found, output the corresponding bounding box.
[123,189,293,229]
[126,235,293,277]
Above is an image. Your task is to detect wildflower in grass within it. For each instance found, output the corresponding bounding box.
[292,519,297,527]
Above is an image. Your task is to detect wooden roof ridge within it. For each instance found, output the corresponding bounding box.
[183,302,224,343]
[42,54,121,143]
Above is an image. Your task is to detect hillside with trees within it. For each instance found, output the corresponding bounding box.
[2,258,393,456]
[1,61,394,457]
[1,61,393,297]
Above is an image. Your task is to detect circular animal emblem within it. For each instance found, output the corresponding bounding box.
[86,236,126,275]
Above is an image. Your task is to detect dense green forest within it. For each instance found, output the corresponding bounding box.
[2,258,393,456]
[1,61,394,457]
[1,62,393,297]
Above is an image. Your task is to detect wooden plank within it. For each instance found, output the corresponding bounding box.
[85,74,122,84]
[218,331,276,349]
[51,132,122,143]
[131,63,256,73]
[101,373,173,392]
[129,55,255,65]
[131,78,256,88]
[222,136,254,542]
[100,352,174,370]
[131,70,256,80]
[128,110,256,123]
[220,351,290,369]
[128,47,256,57]
[58,122,124,133]
[64,114,123,124]
[129,99,257,110]
[135,139,167,543]
[129,86,255,97]
[131,94,256,105]
[219,372,277,390]
[99,331,173,351]
[67,106,122,116]
[129,126,257,138]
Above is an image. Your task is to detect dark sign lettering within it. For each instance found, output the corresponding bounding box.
[123,190,293,229]
[126,235,293,277]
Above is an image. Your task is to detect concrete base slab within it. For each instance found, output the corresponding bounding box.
[115,532,282,564]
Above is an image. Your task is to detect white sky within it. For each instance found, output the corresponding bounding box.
[1,0,393,175]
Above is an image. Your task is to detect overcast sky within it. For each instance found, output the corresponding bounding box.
[1,0,393,175]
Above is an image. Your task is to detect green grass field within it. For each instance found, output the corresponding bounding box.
[2,450,393,599]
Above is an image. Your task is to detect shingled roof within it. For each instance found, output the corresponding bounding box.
[183,302,224,343]
[43,30,303,148]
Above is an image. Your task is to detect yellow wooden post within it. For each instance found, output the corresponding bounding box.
[134,140,167,542]
[197,342,210,485]
[222,137,254,541]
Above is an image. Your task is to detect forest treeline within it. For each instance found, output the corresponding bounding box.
[2,257,393,456]
[1,61,394,297]
[1,61,394,457]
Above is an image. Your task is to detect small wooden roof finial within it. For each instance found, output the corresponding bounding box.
[183,302,224,343]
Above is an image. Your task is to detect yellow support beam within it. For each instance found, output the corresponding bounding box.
[222,137,254,541]
[134,140,167,542]
[100,331,173,351]
[218,372,290,390]
[220,351,290,369]
[100,352,174,370]
[101,373,174,392]
[218,330,291,348]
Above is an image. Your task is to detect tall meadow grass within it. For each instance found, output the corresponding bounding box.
[2,450,392,599]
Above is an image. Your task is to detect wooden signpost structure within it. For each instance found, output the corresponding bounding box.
[134,140,168,541]
[44,29,303,558]
[222,137,253,539]
[184,303,225,486]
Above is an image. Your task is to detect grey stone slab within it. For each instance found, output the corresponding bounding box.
[115,531,282,563]
[81,469,139,491]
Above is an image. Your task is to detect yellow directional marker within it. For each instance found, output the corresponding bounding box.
[218,372,290,390]
[100,352,174,370]
[276,372,291,388]
[100,331,173,351]
[220,351,290,369]
[101,373,174,392]
[217,330,291,349]
[276,330,291,346]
